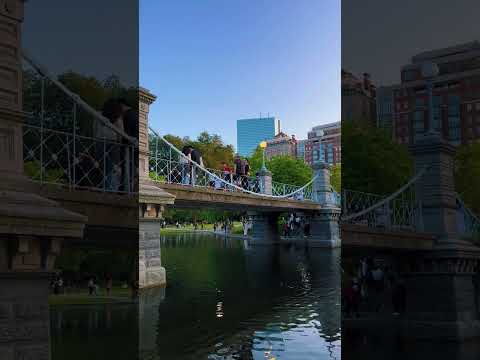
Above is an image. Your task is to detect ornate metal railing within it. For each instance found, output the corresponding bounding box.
[21,50,137,193]
[456,195,480,240]
[341,169,427,231]
[148,127,318,201]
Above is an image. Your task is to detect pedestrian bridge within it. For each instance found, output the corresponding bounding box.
[147,127,339,213]
[156,182,323,212]
[19,51,339,247]
[340,167,479,250]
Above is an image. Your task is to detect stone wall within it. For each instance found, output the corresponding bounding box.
[139,218,165,288]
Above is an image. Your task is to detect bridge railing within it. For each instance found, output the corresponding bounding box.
[148,127,317,201]
[21,51,137,193]
[456,195,480,240]
[341,169,426,232]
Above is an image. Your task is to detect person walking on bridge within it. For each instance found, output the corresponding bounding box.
[188,145,204,186]
[118,98,139,192]
[180,146,192,185]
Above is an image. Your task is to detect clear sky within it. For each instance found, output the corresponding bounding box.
[140,0,340,149]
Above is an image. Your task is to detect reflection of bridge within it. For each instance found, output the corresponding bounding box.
[339,131,480,341]
[140,235,340,360]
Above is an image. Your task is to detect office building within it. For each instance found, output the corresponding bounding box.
[376,85,395,137]
[296,139,307,161]
[236,117,280,157]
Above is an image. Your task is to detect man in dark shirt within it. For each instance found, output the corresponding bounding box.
[118,98,138,192]
[188,146,203,186]
[118,98,138,141]
[233,154,244,186]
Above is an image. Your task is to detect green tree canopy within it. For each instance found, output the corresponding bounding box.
[155,132,235,170]
[342,120,413,195]
[247,147,313,186]
[331,164,341,192]
[455,142,480,215]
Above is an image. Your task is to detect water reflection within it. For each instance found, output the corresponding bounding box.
[50,303,138,360]
[143,232,341,360]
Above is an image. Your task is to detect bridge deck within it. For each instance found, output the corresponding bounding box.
[342,224,435,250]
[155,182,323,212]
[33,183,138,246]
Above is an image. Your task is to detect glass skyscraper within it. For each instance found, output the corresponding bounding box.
[236,117,280,157]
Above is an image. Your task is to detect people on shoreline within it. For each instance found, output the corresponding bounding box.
[343,257,407,318]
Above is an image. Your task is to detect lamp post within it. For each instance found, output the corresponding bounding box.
[259,140,267,172]
[421,62,440,137]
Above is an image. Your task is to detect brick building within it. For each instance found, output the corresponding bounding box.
[342,69,377,124]
[303,122,341,166]
[265,132,297,160]
[378,41,480,146]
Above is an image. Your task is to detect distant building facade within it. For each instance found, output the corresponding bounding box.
[379,41,480,146]
[376,85,395,137]
[296,139,307,161]
[265,132,297,160]
[303,122,341,166]
[342,69,377,124]
[237,117,280,157]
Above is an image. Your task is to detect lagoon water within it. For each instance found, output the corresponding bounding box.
[51,232,341,359]
[142,233,341,360]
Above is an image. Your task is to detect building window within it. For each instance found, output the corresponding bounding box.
[467,103,473,112]
[327,144,333,164]
[414,111,424,138]
[432,96,442,131]
[448,95,461,143]
[415,97,426,109]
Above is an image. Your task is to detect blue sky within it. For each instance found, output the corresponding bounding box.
[140,0,340,149]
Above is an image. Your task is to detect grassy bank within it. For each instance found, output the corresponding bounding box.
[160,222,244,235]
[49,286,133,306]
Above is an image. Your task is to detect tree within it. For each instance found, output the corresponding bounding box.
[248,148,313,186]
[455,142,480,215]
[331,164,341,192]
[342,120,413,195]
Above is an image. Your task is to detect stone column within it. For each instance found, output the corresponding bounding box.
[0,3,87,358]
[248,211,280,245]
[139,87,157,180]
[308,161,341,248]
[312,161,335,205]
[402,133,480,341]
[0,0,28,187]
[138,88,175,289]
[307,208,341,248]
[258,168,272,195]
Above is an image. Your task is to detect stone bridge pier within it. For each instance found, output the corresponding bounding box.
[0,2,87,358]
[403,133,480,341]
[138,89,175,289]
[248,161,340,248]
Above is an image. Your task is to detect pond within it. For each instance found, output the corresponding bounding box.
[142,233,341,360]
[50,232,341,359]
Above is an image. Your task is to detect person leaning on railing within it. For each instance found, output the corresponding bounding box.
[118,98,138,192]
[98,99,125,191]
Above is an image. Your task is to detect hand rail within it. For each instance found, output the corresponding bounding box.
[149,126,319,200]
[22,48,138,146]
[342,167,427,222]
